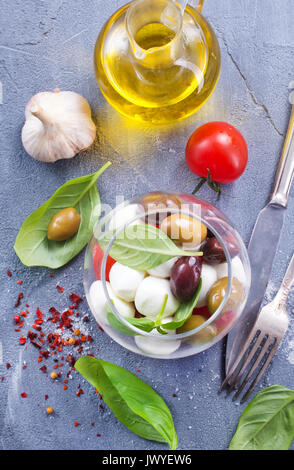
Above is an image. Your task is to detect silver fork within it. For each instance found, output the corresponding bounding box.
[219,253,294,403]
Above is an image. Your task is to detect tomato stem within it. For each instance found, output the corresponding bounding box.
[191,169,222,200]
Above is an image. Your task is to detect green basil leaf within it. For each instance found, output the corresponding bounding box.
[14,162,111,269]
[229,385,294,450]
[106,305,155,336]
[163,278,202,330]
[75,356,178,449]
[99,223,203,270]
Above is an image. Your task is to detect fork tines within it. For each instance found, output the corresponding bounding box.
[219,328,281,403]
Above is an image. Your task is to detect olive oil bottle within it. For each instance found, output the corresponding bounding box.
[94,0,220,124]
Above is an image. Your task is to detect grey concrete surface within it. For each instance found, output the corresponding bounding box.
[0,0,294,450]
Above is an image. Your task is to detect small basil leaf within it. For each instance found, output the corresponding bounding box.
[163,278,202,330]
[14,162,111,269]
[75,356,178,449]
[229,385,294,450]
[99,223,202,271]
[106,305,155,336]
[156,326,169,335]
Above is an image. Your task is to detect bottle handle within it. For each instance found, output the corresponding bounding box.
[196,0,205,12]
[176,0,205,13]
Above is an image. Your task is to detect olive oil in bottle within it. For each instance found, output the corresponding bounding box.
[94,0,221,124]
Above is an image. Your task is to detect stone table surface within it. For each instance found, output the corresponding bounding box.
[1,0,294,451]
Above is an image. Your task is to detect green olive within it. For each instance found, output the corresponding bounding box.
[140,193,182,225]
[207,277,243,315]
[47,207,81,242]
[178,314,217,344]
[140,193,182,212]
[160,213,207,245]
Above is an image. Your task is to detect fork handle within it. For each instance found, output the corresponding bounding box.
[274,253,294,308]
[270,104,294,207]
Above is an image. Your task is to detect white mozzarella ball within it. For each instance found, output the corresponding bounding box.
[197,264,218,307]
[135,318,181,356]
[147,257,178,278]
[135,276,180,319]
[109,262,146,302]
[89,280,135,325]
[108,203,144,231]
[215,256,246,285]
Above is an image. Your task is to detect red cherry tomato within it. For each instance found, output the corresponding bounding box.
[185,122,248,184]
[93,243,116,281]
[193,305,211,318]
[214,310,236,332]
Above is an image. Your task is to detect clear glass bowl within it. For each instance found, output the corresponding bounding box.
[84,192,251,359]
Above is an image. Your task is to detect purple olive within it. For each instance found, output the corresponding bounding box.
[203,235,239,265]
[170,256,202,302]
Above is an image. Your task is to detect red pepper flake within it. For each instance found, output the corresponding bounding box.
[6,363,11,369]
[45,394,49,400]
[27,330,37,340]
[66,354,76,368]
[137,369,141,373]
[15,293,24,307]
[40,350,50,359]
[64,385,68,390]
[14,315,21,324]
[96,433,101,437]
[59,309,73,329]
[56,285,64,293]
[172,393,177,397]
[74,421,80,427]
[21,392,27,398]
[49,274,54,278]
[76,388,84,397]
[40,365,47,373]
[69,293,83,308]
[16,280,23,285]
[19,336,27,345]
[1,377,4,382]
[7,270,12,277]
[35,308,43,319]
[22,365,27,370]
[47,307,61,323]
[31,339,42,349]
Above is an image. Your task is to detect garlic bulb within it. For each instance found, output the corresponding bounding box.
[21,89,96,163]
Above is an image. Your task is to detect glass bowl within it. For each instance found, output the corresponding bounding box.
[83,192,251,359]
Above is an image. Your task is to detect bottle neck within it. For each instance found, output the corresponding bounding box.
[126,0,183,69]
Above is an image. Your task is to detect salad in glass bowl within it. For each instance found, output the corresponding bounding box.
[84,192,251,359]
